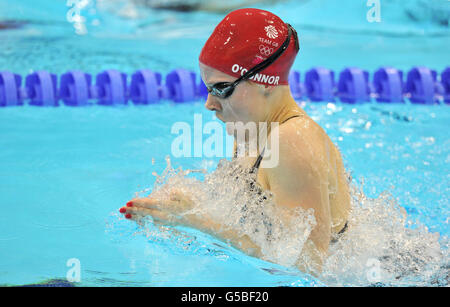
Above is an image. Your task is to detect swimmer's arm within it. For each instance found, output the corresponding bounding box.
[183,212,264,258]
[124,190,263,258]
[167,194,265,258]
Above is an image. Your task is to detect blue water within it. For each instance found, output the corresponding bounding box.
[0,0,449,286]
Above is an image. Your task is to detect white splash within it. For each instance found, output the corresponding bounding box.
[135,157,448,286]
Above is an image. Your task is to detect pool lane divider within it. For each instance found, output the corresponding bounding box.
[0,66,449,107]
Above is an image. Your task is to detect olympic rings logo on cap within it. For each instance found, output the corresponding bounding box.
[259,45,274,57]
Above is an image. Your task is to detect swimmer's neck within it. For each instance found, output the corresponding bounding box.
[233,87,305,154]
[265,87,305,125]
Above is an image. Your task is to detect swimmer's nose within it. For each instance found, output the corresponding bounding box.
[205,95,222,112]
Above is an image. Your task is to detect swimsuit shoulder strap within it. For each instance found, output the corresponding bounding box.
[250,147,265,173]
[281,114,302,124]
[250,114,302,172]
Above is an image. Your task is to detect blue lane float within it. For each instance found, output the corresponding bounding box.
[405,66,438,104]
[337,67,371,103]
[442,67,450,104]
[196,79,208,98]
[96,70,128,105]
[373,67,404,103]
[25,71,58,106]
[289,71,303,100]
[165,69,197,103]
[59,70,92,106]
[130,69,164,104]
[0,66,449,107]
[0,71,23,106]
[305,67,335,102]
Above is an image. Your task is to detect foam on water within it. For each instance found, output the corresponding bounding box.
[130,156,448,287]
[136,156,317,267]
[322,182,448,286]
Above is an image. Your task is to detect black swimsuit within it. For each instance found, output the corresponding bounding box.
[234,114,349,239]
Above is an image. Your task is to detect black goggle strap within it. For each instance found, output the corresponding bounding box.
[230,23,294,87]
[290,24,299,52]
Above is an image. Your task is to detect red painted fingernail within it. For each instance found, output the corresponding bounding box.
[119,207,126,213]
[126,201,133,207]
[125,214,132,219]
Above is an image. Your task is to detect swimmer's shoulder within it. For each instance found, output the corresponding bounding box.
[265,117,318,173]
[275,114,325,152]
[273,113,341,179]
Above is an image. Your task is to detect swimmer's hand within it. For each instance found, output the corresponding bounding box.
[119,189,198,227]
[119,189,263,259]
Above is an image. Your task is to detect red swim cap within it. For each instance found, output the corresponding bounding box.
[199,8,299,86]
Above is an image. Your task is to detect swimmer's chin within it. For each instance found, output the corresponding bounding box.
[215,111,225,122]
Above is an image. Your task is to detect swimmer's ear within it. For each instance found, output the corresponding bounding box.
[254,83,274,98]
[263,84,276,98]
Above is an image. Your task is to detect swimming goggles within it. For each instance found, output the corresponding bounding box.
[206,23,299,99]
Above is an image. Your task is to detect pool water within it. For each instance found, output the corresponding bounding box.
[0,0,449,286]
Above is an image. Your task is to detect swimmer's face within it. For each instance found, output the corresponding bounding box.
[200,63,266,125]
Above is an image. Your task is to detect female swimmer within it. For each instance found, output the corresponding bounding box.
[119,8,351,275]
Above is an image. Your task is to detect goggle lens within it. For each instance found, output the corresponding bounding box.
[207,82,235,99]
